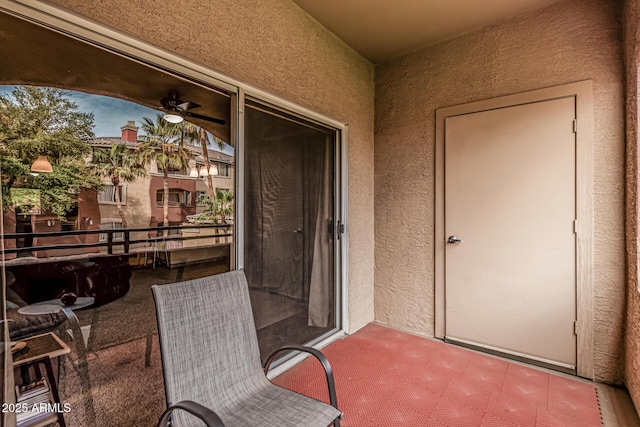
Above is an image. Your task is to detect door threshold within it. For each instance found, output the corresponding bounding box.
[265,329,346,379]
[445,336,577,376]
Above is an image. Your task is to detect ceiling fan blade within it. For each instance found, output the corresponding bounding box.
[184,111,226,125]
[177,101,200,111]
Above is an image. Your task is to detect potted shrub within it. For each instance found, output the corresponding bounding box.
[188,189,234,224]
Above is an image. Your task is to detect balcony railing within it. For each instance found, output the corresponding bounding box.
[2,224,233,256]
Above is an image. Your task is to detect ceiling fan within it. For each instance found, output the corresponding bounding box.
[160,92,226,125]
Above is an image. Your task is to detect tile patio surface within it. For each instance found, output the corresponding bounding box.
[272,323,602,427]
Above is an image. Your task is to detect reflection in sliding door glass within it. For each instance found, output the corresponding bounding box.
[0,11,236,426]
[244,100,337,361]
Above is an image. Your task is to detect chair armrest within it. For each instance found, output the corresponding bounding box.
[263,345,340,414]
[157,400,225,427]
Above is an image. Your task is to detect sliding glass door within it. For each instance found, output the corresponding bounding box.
[243,99,339,359]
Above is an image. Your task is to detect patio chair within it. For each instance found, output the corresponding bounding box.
[152,270,342,427]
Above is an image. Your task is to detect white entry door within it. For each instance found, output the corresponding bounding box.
[444,97,577,370]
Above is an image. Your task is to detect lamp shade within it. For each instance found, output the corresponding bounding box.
[163,113,184,124]
[209,164,219,176]
[30,156,53,173]
[189,167,198,177]
[199,167,209,177]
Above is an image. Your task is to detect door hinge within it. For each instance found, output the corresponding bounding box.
[573,119,577,133]
[336,221,345,240]
[574,321,578,335]
[573,219,578,234]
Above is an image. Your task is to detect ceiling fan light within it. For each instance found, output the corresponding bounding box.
[30,155,53,173]
[163,113,184,124]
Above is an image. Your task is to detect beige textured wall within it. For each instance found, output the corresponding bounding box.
[375,0,625,382]
[45,0,375,331]
[624,0,640,410]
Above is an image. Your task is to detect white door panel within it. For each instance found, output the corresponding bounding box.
[445,97,577,368]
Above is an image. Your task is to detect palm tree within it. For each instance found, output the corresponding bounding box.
[136,114,192,233]
[92,143,147,228]
[181,123,225,199]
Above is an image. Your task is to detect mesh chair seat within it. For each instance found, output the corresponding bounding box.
[178,381,340,426]
[152,270,341,427]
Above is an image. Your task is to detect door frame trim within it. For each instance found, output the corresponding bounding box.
[435,81,594,379]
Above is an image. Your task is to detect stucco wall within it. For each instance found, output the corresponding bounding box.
[624,0,640,410]
[46,0,376,331]
[374,0,625,382]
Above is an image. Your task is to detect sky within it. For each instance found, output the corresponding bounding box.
[0,85,234,155]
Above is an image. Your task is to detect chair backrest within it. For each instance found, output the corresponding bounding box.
[152,270,264,415]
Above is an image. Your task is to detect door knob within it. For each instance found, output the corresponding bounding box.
[447,236,463,244]
[293,228,302,233]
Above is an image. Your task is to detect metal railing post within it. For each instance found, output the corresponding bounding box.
[107,231,113,255]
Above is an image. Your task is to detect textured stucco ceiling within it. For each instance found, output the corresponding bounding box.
[291,0,563,63]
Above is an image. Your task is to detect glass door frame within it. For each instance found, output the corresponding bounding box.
[238,94,346,355]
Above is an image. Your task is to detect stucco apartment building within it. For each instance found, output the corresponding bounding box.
[90,120,234,244]
[1,0,640,419]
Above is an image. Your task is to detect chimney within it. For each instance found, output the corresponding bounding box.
[120,121,139,142]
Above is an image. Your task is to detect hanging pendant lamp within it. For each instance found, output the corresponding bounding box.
[30,156,53,173]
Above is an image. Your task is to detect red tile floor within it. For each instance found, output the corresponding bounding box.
[272,323,602,427]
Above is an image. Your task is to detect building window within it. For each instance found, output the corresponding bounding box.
[98,184,126,205]
[217,163,230,177]
[99,220,124,242]
[156,189,192,207]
